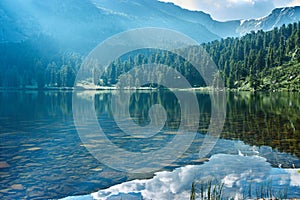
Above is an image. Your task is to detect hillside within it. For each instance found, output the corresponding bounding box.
[0,1,300,91]
[238,6,300,35]
[0,0,219,51]
[1,21,299,91]
[203,22,300,91]
[1,0,300,52]
[95,22,300,91]
[97,22,300,91]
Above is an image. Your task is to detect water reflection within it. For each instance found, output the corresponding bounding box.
[223,92,300,161]
[0,90,299,199]
[74,89,208,173]
[84,90,300,163]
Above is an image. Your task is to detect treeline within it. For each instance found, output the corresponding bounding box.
[99,49,207,88]
[101,21,300,90]
[0,22,300,90]
[203,21,300,90]
[0,35,81,89]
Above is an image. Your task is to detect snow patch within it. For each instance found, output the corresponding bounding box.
[61,153,300,200]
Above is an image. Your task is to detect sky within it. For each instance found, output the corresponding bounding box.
[159,0,300,21]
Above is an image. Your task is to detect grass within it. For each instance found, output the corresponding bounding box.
[190,178,289,200]
[243,179,288,200]
[190,179,224,200]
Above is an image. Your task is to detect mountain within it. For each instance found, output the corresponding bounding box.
[0,0,129,50]
[0,0,300,52]
[96,21,300,91]
[238,6,300,35]
[0,0,41,42]
[1,1,299,90]
[90,0,239,38]
[0,0,219,51]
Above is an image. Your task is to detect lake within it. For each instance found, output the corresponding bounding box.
[0,90,299,199]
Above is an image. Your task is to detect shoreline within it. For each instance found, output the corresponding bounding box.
[0,86,299,92]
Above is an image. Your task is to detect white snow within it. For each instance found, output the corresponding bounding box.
[61,153,300,200]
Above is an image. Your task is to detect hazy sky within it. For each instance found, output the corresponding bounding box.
[159,0,300,21]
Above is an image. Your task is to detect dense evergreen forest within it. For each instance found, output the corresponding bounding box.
[204,21,300,91]
[0,22,299,91]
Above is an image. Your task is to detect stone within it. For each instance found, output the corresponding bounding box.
[91,167,102,172]
[26,147,41,151]
[10,184,24,190]
[0,161,9,168]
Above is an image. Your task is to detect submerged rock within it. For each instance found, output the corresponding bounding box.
[0,161,9,168]
[10,184,24,190]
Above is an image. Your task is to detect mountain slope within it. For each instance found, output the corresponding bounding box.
[238,6,300,35]
[0,0,41,42]
[0,0,130,50]
[0,0,220,51]
[0,0,300,52]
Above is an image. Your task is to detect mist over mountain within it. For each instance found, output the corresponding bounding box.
[0,0,300,52]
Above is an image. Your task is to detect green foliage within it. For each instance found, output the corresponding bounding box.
[0,22,299,91]
[203,21,300,91]
[100,21,300,91]
[101,50,207,88]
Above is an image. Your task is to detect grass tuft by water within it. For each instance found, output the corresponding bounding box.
[190,179,224,200]
[191,178,289,200]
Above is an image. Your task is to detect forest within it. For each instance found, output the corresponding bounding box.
[204,21,300,91]
[0,22,299,91]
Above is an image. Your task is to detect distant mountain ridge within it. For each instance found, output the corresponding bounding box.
[238,6,300,35]
[0,0,299,51]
